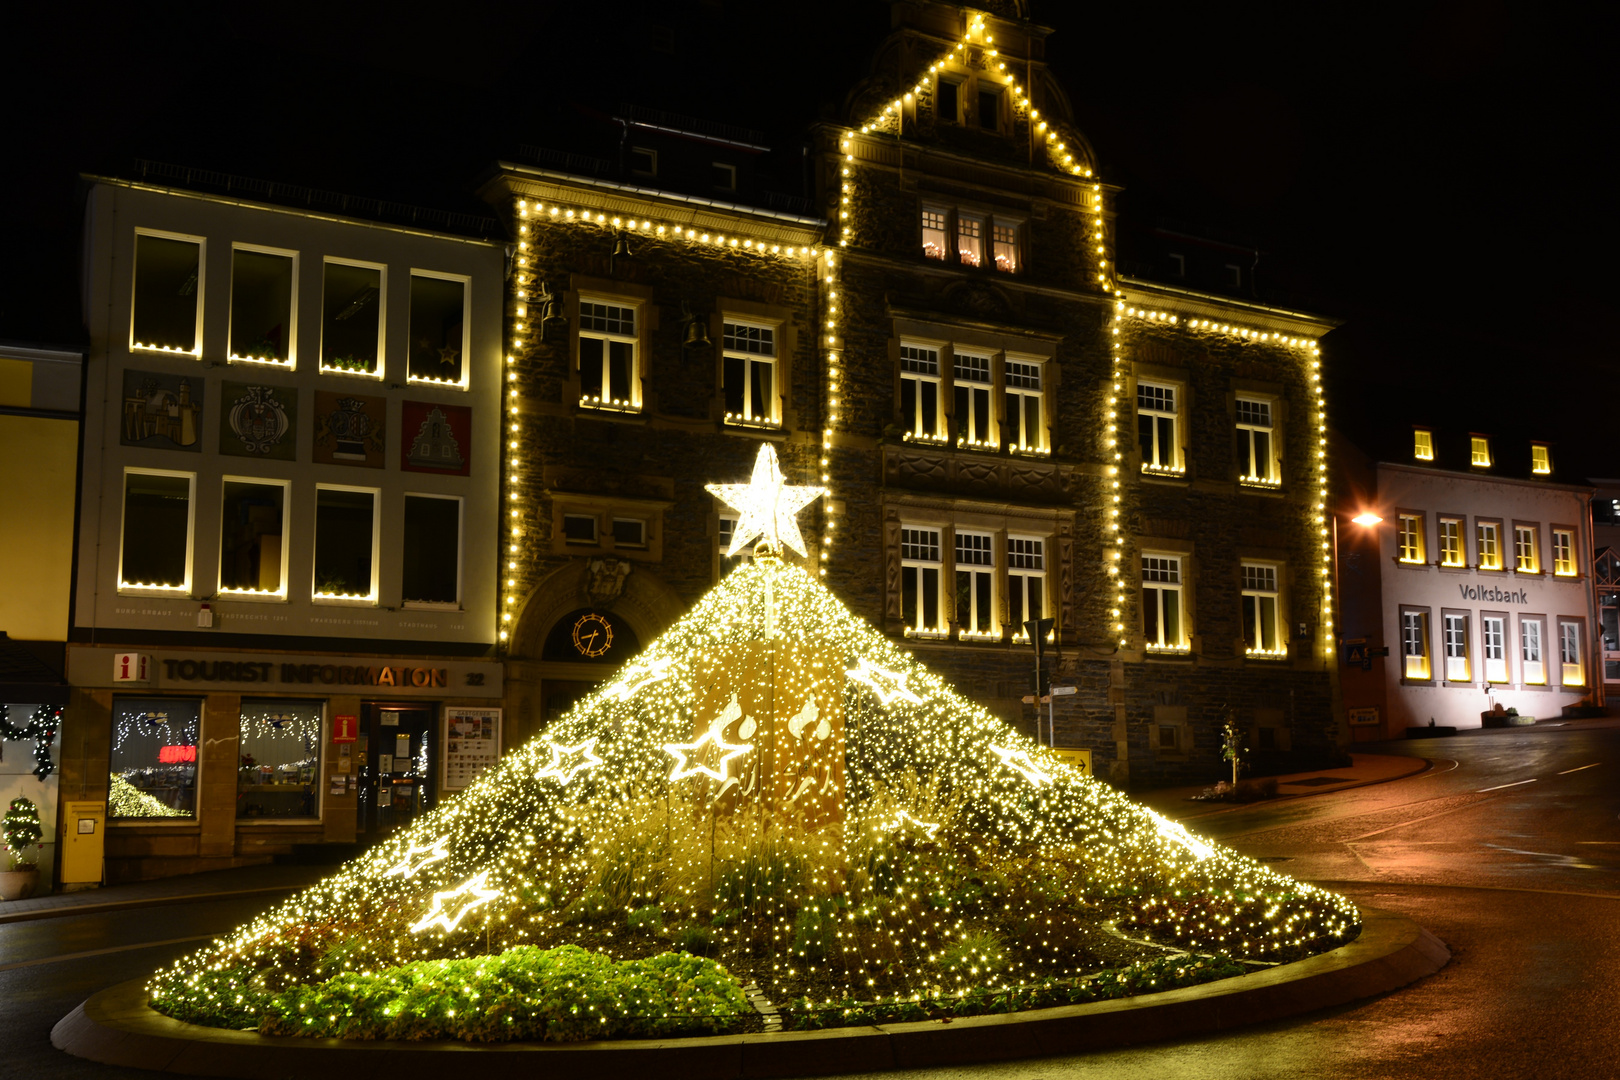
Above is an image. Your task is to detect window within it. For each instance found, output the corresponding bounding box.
[612,517,647,548]
[1137,382,1180,473]
[238,700,324,820]
[109,696,200,820]
[957,214,984,267]
[1438,517,1464,567]
[1553,528,1577,576]
[953,352,993,447]
[220,479,287,597]
[313,486,378,601]
[1007,537,1046,636]
[1477,521,1503,570]
[921,208,948,260]
[228,246,295,366]
[1158,723,1180,751]
[1168,253,1185,278]
[936,79,961,123]
[120,469,194,592]
[722,321,778,426]
[717,513,745,578]
[1242,563,1284,656]
[407,272,468,388]
[976,87,1001,131]
[992,223,1018,272]
[402,494,461,606]
[1471,436,1492,467]
[131,231,203,355]
[1482,616,1508,683]
[1531,444,1551,474]
[1413,429,1433,461]
[562,514,598,544]
[1515,525,1540,573]
[1004,359,1046,453]
[628,147,657,177]
[1560,620,1584,686]
[900,344,944,442]
[1521,618,1546,684]
[1402,610,1431,679]
[712,162,737,192]
[1397,514,1425,564]
[579,298,639,409]
[320,259,384,376]
[1235,397,1276,484]
[1142,555,1185,650]
[900,527,945,635]
[1443,613,1470,682]
[954,531,995,637]
[1224,264,1242,288]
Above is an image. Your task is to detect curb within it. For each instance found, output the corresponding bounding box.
[52,907,1448,1079]
[1160,755,1434,822]
[0,884,310,926]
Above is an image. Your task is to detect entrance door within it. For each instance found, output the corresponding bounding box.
[359,703,436,840]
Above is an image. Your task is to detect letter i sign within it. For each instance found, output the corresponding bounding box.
[333,715,358,743]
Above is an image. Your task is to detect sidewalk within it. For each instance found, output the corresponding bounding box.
[0,861,326,925]
[1135,752,1431,823]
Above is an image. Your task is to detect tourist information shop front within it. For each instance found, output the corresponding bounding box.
[62,645,503,882]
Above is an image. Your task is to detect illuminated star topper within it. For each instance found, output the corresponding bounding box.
[382,835,450,879]
[410,870,501,934]
[992,744,1053,787]
[706,443,827,557]
[534,738,603,786]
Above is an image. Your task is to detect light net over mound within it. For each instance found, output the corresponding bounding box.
[148,448,1358,1041]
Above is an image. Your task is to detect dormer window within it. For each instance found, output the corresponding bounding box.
[1471,436,1492,467]
[1531,443,1551,474]
[1413,429,1433,461]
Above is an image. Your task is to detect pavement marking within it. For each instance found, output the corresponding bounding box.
[1415,758,1460,778]
[1558,762,1601,775]
[1477,778,1538,792]
[1343,795,1495,841]
[0,934,216,973]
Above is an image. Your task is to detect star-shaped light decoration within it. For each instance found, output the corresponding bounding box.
[706,443,826,557]
[845,657,924,705]
[992,744,1054,787]
[664,705,755,785]
[606,656,675,702]
[534,738,603,786]
[409,870,501,934]
[886,810,942,841]
[1146,809,1215,861]
[382,835,450,879]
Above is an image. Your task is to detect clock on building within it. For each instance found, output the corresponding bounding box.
[570,613,614,657]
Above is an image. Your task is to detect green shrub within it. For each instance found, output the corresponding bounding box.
[147,966,273,1029]
[934,929,1007,980]
[561,887,617,925]
[626,905,664,935]
[671,925,714,955]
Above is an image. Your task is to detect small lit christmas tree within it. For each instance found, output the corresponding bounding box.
[147,444,1359,1040]
[4,796,42,870]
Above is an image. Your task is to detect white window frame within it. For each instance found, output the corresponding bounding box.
[716,512,745,579]
[1413,429,1433,461]
[1560,619,1585,686]
[1477,520,1503,571]
[1142,553,1186,651]
[1004,357,1047,454]
[721,319,780,427]
[401,492,463,609]
[227,242,298,368]
[1552,528,1577,577]
[1007,535,1047,640]
[1241,562,1285,657]
[406,269,472,390]
[1438,517,1465,567]
[611,516,648,549]
[312,483,381,605]
[1482,615,1508,684]
[900,343,945,443]
[1402,609,1431,680]
[319,256,387,379]
[130,228,206,357]
[562,513,599,545]
[629,146,658,177]
[1397,513,1426,564]
[1137,381,1182,474]
[712,162,737,192]
[218,475,291,600]
[1531,443,1551,474]
[956,213,985,268]
[953,529,996,639]
[1235,396,1278,485]
[118,467,196,595]
[921,206,948,261]
[1471,436,1492,467]
[991,221,1019,272]
[1515,524,1540,574]
[1521,617,1546,685]
[1443,612,1471,682]
[578,295,641,411]
[900,526,946,637]
[952,351,995,449]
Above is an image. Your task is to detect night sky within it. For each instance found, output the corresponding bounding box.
[4,2,1607,473]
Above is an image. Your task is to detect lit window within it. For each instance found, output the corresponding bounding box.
[407,272,469,388]
[1515,525,1539,573]
[957,214,984,267]
[612,517,647,548]
[228,246,296,366]
[313,486,378,602]
[953,352,993,447]
[1444,613,1470,681]
[219,478,287,597]
[1402,610,1431,679]
[1142,554,1185,650]
[1007,537,1046,635]
[131,231,203,355]
[1477,522,1502,570]
[717,513,745,578]
[120,469,194,593]
[1413,429,1433,461]
[1521,618,1545,685]
[238,700,324,820]
[900,344,944,442]
[1235,397,1276,484]
[1004,359,1046,452]
[1482,616,1508,683]
[1471,436,1492,467]
[722,321,778,426]
[1137,382,1181,473]
[579,298,639,410]
[1242,563,1284,656]
[992,223,1018,272]
[109,696,200,819]
[921,208,948,260]
[562,514,598,544]
[402,494,461,607]
[953,531,995,637]
[1438,518,1464,567]
[1531,444,1551,474]
[901,526,945,635]
[1560,620,1584,686]
[320,259,384,376]
[1397,514,1425,564]
[1553,528,1576,576]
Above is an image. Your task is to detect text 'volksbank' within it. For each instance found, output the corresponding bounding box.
[1457,584,1531,604]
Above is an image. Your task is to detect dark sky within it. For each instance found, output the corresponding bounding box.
[4,1,1608,471]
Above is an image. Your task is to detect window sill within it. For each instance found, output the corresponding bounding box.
[402,601,462,611]
[236,818,324,827]
[579,396,641,414]
[1245,649,1289,661]
[131,343,200,358]
[407,373,469,391]
[902,432,950,447]
[1140,464,1186,478]
[108,817,198,828]
[1236,477,1282,491]
[217,588,288,603]
[723,416,784,433]
[228,354,295,369]
[1008,444,1052,458]
[319,362,384,380]
[902,627,951,642]
[117,583,190,597]
[312,593,378,607]
[1144,645,1192,659]
[956,629,1001,643]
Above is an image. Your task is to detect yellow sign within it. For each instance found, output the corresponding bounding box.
[1051,748,1093,777]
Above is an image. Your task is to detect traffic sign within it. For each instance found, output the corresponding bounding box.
[1050,685,1077,696]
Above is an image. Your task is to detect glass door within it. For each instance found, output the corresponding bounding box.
[359,703,436,839]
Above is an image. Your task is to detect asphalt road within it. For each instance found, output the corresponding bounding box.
[7,720,1618,1079]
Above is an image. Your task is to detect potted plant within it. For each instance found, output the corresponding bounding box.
[1,795,43,901]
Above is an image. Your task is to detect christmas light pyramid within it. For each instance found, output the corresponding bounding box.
[148,445,1358,1039]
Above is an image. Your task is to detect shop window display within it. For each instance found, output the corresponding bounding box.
[238,700,324,819]
[109,697,200,819]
